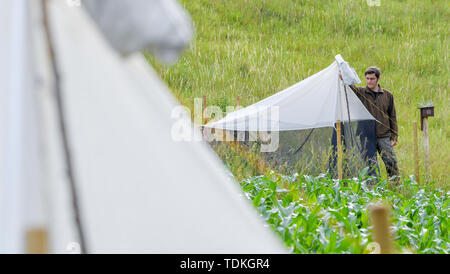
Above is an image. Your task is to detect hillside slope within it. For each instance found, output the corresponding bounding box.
[147,0,449,188]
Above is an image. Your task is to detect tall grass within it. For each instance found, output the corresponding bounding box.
[146,0,449,189]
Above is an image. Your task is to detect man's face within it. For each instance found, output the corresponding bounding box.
[365,73,379,90]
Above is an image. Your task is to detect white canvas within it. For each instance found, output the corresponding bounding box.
[205,56,375,131]
[0,0,286,254]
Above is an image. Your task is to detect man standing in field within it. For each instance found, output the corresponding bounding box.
[341,67,399,183]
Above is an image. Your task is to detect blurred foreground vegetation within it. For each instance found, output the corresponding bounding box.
[240,170,449,253]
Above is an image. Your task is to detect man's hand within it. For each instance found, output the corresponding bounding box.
[339,73,343,80]
[391,139,397,147]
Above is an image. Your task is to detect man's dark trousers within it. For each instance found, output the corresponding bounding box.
[367,137,399,181]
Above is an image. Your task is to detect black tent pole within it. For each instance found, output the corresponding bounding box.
[41,0,88,254]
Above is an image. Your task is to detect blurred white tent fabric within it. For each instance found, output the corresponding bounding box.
[0,0,286,253]
[204,54,375,131]
[83,0,193,63]
[0,0,45,253]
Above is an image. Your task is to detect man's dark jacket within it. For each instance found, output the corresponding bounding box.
[349,84,398,141]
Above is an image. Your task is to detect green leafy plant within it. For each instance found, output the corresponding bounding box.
[240,171,449,254]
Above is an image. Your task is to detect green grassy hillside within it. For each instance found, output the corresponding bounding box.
[147,0,449,189]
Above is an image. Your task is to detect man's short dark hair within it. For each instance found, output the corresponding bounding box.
[365,66,381,78]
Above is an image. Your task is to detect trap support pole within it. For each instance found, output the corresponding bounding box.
[337,120,343,181]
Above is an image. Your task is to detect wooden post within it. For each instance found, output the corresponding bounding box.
[202,95,207,125]
[240,95,248,142]
[419,105,434,182]
[26,229,48,254]
[422,117,430,182]
[337,120,342,181]
[234,96,241,143]
[413,121,420,184]
[370,203,393,254]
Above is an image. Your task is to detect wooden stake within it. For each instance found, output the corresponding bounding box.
[370,203,393,254]
[337,120,342,181]
[422,117,430,182]
[26,228,48,254]
[234,97,241,143]
[202,95,207,125]
[413,121,420,184]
